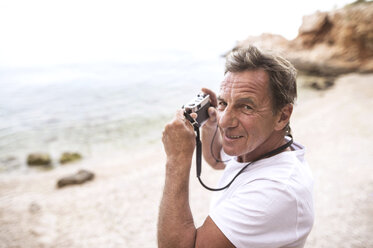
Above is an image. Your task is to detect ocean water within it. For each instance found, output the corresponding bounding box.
[0,51,226,171]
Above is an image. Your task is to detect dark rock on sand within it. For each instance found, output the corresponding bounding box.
[27,153,52,167]
[59,152,82,164]
[299,75,335,90]
[57,169,95,188]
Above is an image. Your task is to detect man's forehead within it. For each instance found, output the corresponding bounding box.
[219,70,269,90]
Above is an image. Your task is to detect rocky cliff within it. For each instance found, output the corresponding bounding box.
[235,1,373,76]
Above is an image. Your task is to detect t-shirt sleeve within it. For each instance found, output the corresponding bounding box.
[209,179,298,248]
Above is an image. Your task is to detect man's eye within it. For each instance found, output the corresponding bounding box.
[241,105,253,114]
[217,101,227,109]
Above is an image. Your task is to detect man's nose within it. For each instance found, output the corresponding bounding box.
[218,107,238,129]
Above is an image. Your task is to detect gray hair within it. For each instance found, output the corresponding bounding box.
[225,46,297,114]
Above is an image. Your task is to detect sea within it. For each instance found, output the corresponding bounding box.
[0,50,227,172]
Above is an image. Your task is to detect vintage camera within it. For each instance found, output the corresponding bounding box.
[183,92,211,127]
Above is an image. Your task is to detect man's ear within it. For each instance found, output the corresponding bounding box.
[275,104,293,131]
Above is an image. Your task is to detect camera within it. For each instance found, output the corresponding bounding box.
[183,93,211,127]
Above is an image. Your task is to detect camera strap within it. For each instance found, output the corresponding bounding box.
[184,111,293,191]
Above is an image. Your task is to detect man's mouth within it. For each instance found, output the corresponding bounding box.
[225,134,244,140]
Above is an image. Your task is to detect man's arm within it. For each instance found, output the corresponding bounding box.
[157,156,195,248]
[201,88,225,170]
[158,110,234,248]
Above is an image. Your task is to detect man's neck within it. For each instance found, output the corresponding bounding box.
[237,132,289,163]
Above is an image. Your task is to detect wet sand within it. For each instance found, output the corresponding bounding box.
[0,73,372,248]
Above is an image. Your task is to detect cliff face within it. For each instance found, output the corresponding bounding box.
[235,1,373,76]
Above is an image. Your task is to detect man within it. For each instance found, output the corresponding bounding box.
[158,46,314,248]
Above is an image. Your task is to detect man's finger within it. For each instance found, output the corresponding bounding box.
[190,112,197,119]
[176,109,186,120]
[201,88,217,107]
[208,107,217,122]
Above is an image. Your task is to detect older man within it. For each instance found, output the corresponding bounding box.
[158,46,314,248]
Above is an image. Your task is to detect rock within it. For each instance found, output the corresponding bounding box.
[297,11,332,48]
[27,153,52,167]
[59,152,82,164]
[233,1,373,76]
[299,75,335,91]
[298,11,329,35]
[56,169,95,188]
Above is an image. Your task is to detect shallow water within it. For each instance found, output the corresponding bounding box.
[0,52,226,171]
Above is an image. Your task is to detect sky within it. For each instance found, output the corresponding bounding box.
[0,0,355,67]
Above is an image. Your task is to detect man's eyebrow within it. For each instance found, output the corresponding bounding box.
[216,96,257,107]
[217,96,225,101]
[236,97,256,106]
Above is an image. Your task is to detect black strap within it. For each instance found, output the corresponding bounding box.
[184,111,293,191]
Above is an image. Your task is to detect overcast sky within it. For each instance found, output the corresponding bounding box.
[0,0,354,67]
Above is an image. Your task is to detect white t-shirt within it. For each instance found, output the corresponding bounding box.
[209,141,314,248]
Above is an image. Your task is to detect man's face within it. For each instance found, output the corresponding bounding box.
[217,69,281,161]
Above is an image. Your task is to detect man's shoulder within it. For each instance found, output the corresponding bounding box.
[242,148,310,181]
[226,148,314,210]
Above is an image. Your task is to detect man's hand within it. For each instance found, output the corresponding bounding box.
[162,110,196,170]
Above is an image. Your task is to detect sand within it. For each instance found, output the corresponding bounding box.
[0,73,372,248]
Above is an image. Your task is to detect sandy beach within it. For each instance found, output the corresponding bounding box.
[0,73,372,248]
